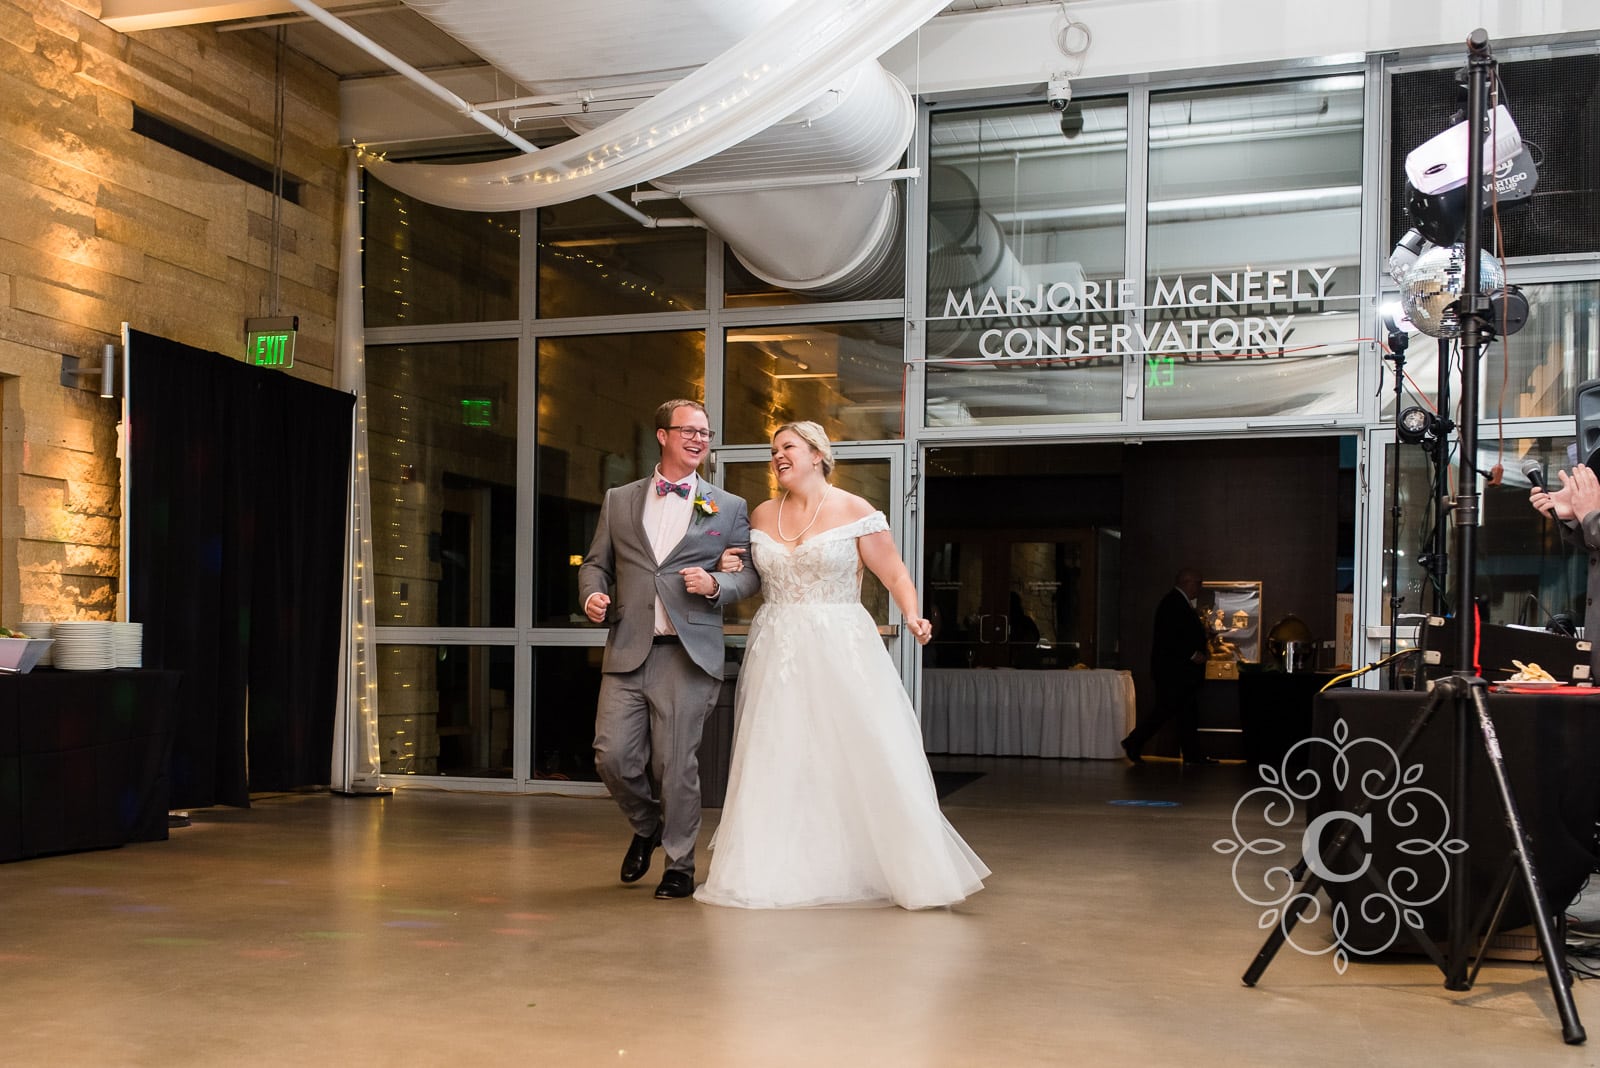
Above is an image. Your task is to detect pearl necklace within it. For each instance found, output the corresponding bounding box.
[777,485,830,542]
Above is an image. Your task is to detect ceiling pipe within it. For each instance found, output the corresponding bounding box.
[282,0,664,228]
[630,167,920,201]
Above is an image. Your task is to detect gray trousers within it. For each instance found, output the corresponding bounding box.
[593,643,722,875]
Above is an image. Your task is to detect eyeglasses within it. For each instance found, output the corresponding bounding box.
[667,426,716,442]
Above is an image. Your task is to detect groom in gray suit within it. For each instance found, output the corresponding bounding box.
[579,399,760,899]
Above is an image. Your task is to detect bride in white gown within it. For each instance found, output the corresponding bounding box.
[695,421,989,910]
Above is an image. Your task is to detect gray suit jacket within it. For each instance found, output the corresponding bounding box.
[579,477,760,679]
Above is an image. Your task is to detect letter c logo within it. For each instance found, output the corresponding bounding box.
[1302,810,1372,884]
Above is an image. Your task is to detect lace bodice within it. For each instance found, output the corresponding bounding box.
[750,512,889,606]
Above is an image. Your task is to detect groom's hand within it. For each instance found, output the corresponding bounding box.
[679,567,720,599]
[584,592,610,624]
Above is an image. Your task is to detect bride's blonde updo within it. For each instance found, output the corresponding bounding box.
[773,420,834,477]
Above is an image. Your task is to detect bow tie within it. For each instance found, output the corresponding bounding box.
[655,479,692,499]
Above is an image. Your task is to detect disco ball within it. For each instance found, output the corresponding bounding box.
[1398,244,1505,339]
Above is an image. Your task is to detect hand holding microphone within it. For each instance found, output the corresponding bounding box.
[1522,458,1546,493]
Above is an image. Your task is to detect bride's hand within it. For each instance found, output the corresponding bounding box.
[908,617,933,645]
[717,547,747,573]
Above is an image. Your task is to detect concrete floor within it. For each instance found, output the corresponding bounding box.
[3,757,1599,1067]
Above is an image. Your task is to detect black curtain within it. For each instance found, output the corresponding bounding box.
[128,330,354,807]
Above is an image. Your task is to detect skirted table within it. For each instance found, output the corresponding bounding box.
[921,668,1136,758]
[1311,688,1600,943]
[0,668,182,862]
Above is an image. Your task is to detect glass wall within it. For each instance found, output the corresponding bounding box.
[1380,281,1600,418]
[357,42,1600,788]
[924,97,1129,425]
[723,320,904,444]
[532,647,604,782]
[364,174,519,327]
[367,340,519,629]
[377,644,514,777]
[1144,75,1365,420]
[1378,434,1584,630]
[537,196,706,317]
[533,331,706,628]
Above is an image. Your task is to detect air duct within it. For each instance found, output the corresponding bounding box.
[637,60,912,298]
[358,0,942,299]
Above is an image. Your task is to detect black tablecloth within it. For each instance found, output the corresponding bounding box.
[0,669,182,862]
[1238,669,1339,772]
[1313,689,1600,940]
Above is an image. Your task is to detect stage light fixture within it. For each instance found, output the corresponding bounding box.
[1405,180,1468,246]
[1380,302,1413,354]
[1387,228,1433,286]
[1397,405,1436,444]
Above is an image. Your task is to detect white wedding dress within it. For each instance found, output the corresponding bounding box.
[696,512,990,910]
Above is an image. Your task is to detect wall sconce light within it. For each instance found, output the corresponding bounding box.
[61,344,119,399]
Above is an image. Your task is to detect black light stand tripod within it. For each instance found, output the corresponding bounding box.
[1242,30,1586,1046]
[1382,331,1407,687]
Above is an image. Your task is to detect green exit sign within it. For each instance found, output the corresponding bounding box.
[246,316,298,368]
[1146,354,1176,389]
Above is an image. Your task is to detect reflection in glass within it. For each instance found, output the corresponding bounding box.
[534,331,705,627]
[532,646,604,782]
[1379,435,1583,631]
[1145,76,1364,420]
[377,644,514,777]
[719,457,892,627]
[925,98,1129,426]
[367,341,518,627]
[1380,282,1600,419]
[1479,437,1587,630]
[724,238,904,309]
[925,534,1106,670]
[724,320,904,444]
[538,197,705,317]
[364,172,519,327]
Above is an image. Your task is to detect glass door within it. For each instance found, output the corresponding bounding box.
[711,445,907,634]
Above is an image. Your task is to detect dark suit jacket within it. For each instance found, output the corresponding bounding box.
[1150,586,1207,685]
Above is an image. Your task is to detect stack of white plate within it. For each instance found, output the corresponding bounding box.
[31,622,53,667]
[111,621,143,668]
[51,620,116,671]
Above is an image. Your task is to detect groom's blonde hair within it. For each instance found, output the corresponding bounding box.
[773,420,834,477]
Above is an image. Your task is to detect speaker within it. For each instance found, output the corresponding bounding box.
[1578,377,1600,468]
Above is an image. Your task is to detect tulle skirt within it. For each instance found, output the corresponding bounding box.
[696,602,989,910]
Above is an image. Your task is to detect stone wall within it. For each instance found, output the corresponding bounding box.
[0,1,343,625]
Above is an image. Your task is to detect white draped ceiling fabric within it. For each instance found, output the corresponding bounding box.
[363,0,949,210]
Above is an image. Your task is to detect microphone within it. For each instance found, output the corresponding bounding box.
[1522,458,1546,492]
[1525,592,1577,637]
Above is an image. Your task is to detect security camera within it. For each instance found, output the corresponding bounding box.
[1047,76,1072,112]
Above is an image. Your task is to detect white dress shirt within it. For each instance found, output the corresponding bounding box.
[644,467,697,636]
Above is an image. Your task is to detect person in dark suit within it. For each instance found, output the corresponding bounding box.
[1122,567,1212,764]
[579,399,762,899]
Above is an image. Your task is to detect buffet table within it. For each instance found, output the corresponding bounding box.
[921,668,1136,758]
[0,668,182,862]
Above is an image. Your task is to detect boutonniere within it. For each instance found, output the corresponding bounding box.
[693,493,719,519]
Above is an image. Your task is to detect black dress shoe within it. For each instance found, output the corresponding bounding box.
[620,832,660,884]
[654,870,694,899]
[1121,737,1144,765]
